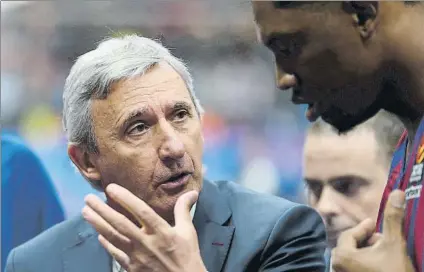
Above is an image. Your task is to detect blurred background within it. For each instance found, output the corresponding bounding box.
[1,1,310,219]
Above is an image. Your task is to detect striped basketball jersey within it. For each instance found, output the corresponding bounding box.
[376,117,424,271]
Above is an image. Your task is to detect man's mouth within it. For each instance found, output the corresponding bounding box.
[159,172,192,192]
[305,103,320,122]
[166,172,190,183]
[291,88,323,122]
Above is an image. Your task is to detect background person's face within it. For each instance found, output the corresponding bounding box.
[303,129,388,248]
[252,2,384,133]
[90,62,204,225]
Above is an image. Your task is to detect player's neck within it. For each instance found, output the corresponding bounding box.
[382,76,422,146]
[382,16,424,141]
[401,117,421,156]
[382,8,424,123]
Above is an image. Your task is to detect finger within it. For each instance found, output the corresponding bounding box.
[98,234,131,271]
[331,247,356,272]
[382,190,405,241]
[366,233,383,247]
[174,190,199,227]
[106,184,169,233]
[82,205,133,252]
[84,194,140,241]
[337,218,375,250]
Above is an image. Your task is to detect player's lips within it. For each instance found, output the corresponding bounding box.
[279,74,323,122]
[291,88,323,122]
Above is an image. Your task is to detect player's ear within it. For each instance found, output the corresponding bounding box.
[343,1,379,40]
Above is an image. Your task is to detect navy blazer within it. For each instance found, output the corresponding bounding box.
[6,180,327,272]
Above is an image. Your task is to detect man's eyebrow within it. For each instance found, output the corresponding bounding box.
[304,178,323,186]
[171,101,192,111]
[328,175,370,185]
[117,108,149,128]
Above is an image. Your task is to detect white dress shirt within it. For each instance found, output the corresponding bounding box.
[113,203,197,272]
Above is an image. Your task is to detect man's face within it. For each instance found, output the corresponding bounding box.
[303,129,388,248]
[90,62,203,224]
[252,2,385,133]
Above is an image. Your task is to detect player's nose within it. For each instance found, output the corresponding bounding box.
[276,68,298,90]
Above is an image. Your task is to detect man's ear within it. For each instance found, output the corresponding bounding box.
[68,144,101,182]
[343,1,379,40]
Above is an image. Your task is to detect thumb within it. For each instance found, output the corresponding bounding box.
[382,190,405,240]
[174,190,199,227]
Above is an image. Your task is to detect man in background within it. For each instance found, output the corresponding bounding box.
[1,133,65,271]
[302,110,404,270]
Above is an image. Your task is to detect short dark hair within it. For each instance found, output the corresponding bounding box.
[273,1,330,10]
[274,1,422,9]
[405,1,422,6]
[308,110,405,165]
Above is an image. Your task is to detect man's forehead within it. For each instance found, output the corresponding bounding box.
[92,75,192,122]
[252,2,304,43]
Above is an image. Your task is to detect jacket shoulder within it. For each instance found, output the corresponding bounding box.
[214,180,300,215]
[6,216,90,270]
[213,180,323,240]
[212,181,326,271]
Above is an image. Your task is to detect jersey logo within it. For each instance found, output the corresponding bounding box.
[405,184,422,200]
[410,163,423,183]
[407,136,424,200]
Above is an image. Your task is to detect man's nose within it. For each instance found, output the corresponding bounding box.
[276,67,298,90]
[316,187,339,218]
[158,122,185,163]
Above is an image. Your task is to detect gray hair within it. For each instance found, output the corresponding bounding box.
[63,35,204,155]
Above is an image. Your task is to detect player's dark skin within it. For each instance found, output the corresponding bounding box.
[252,2,424,272]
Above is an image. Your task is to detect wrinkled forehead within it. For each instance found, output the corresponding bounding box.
[91,64,193,123]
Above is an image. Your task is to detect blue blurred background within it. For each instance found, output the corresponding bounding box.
[1,1,309,220]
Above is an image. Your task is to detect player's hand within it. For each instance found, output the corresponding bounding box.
[331,190,415,272]
[82,184,207,272]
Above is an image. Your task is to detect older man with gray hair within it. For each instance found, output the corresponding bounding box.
[6,35,326,272]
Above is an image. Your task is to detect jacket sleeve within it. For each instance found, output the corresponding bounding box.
[259,204,327,272]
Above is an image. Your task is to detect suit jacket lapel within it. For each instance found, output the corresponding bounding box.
[194,180,235,272]
[62,216,112,272]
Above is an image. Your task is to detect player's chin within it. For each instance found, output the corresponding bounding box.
[320,106,379,134]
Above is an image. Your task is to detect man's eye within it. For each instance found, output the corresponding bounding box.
[307,182,323,199]
[128,122,148,135]
[268,38,294,58]
[332,181,359,196]
[173,110,189,122]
